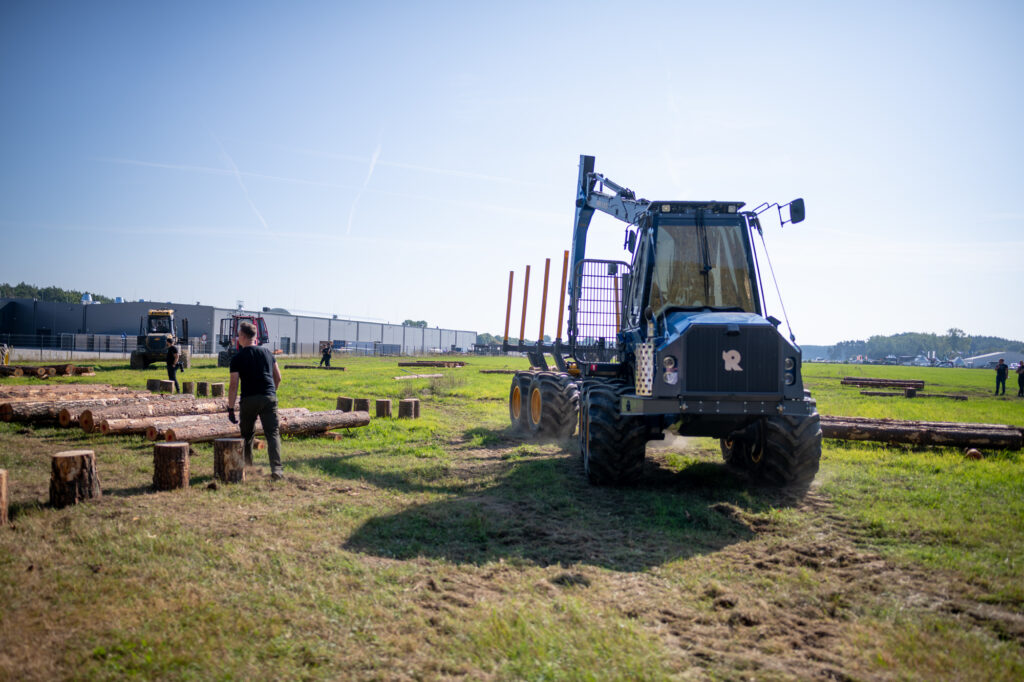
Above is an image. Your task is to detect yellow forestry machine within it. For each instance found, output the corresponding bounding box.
[130,309,190,369]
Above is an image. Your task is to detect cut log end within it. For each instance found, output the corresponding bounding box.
[49,450,102,508]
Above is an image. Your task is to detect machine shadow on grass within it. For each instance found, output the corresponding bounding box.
[297,443,789,572]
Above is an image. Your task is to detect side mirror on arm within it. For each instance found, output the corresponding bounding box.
[788,198,805,224]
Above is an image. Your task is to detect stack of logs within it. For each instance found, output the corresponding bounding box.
[842,377,968,401]
[0,383,370,442]
[0,364,95,378]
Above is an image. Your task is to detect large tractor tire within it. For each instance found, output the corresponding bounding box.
[579,378,647,485]
[129,352,145,370]
[508,373,532,432]
[180,350,191,369]
[217,351,231,368]
[721,407,822,490]
[526,372,579,440]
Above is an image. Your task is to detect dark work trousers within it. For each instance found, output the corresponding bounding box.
[996,377,1006,395]
[239,394,283,473]
[1018,374,1024,397]
[166,364,180,393]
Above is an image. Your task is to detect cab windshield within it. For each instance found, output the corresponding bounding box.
[649,220,756,315]
[148,317,172,334]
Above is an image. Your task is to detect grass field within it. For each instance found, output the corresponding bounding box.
[1,357,1022,680]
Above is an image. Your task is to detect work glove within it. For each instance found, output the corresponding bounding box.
[227,408,237,424]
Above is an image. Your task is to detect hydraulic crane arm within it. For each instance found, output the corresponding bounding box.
[568,155,650,303]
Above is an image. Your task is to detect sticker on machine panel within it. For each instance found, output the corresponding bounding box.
[722,350,743,372]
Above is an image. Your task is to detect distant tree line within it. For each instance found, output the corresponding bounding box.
[0,282,114,304]
[830,328,1024,361]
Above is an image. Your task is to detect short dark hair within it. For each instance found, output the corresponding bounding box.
[239,321,257,339]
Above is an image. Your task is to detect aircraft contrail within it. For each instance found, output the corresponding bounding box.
[346,142,381,235]
[211,134,271,232]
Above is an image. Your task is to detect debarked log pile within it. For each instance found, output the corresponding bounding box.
[821,415,1023,450]
[162,410,370,443]
[841,377,925,389]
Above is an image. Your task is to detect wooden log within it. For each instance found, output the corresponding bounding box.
[0,367,24,377]
[147,379,162,392]
[210,383,224,398]
[197,381,209,397]
[375,399,392,418]
[153,442,190,491]
[336,396,353,411]
[214,438,246,483]
[181,381,196,395]
[158,380,175,393]
[820,416,1023,450]
[4,393,188,424]
[140,408,311,440]
[904,387,917,398]
[394,374,443,380]
[398,399,416,418]
[72,366,95,375]
[0,469,7,526]
[841,378,925,389]
[49,450,102,508]
[16,366,46,378]
[165,410,371,443]
[398,361,465,368]
[42,367,57,377]
[283,365,345,370]
[80,398,220,433]
[479,369,519,374]
[49,364,76,376]
[0,383,136,398]
[354,398,370,412]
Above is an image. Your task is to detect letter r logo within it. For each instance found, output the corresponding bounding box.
[722,350,743,372]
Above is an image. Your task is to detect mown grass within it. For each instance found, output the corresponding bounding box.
[0,357,1022,680]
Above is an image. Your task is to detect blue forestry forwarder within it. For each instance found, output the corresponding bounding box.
[503,155,822,489]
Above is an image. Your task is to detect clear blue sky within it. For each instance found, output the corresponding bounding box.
[2,1,1022,345]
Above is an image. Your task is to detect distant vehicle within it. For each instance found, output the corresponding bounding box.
[130,309,189,369]
[216,314,270,367]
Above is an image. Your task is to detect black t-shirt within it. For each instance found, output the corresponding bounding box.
[166,345,179,367]
[229,345,277,398]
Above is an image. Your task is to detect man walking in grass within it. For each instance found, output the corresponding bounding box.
[226,321,284,480]
[994,358,1008,396]
[1017,361,1024,397]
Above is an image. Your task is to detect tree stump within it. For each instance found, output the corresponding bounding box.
[49,450,102,509]
[904,387,917,398]
[336,396,353,412]
[153,442,190,491]
[398,399,417,419]
[214,438,246,483]
[146,379,162,392]
[375,399,392,418]
[159,380,175,393]
[210,383,225,398]
[354,398,370,412]
[197,382,210,397]
[182,381,196,395]
[0,469,8,526]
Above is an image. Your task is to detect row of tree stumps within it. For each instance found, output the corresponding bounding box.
[4,438,258,519]
[145,380,225,397]
[336,396,420,419]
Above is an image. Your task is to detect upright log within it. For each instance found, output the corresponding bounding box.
[354,398,370,412]
[214,438,246,482]
[398,399,416,419]
[153,442,190,491]
[158,380,175,393]
[336,396,353,412]
[197,381,210,397]
[146,379,162,392]
[49,450,102,508]
[0,469,7,526]
[210,383,225,398]
[182,381,196,395]
[375,399,392,418]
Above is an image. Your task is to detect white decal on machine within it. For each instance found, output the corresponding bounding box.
[722,350,743,372]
